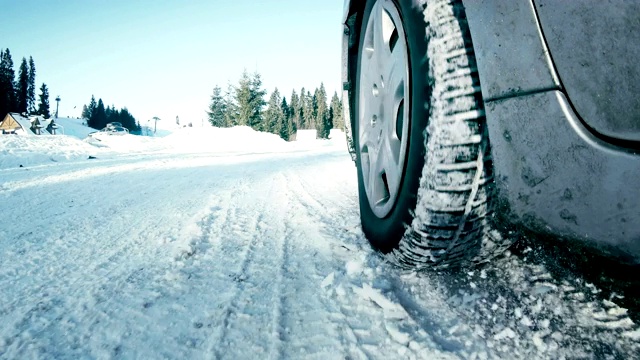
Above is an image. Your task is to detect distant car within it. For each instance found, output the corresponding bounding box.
[105,125,129,135]
[89,125,129,136]
[341,0,640,268]
[106,122,123,129]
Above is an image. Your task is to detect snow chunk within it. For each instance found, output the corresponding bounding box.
[520,316,534,327]
[345,260,363,277]
[354,283,406,320]
[623,328,640,341]
[493,327,516,341]
[385,322,411,345]
[321,272,335,288]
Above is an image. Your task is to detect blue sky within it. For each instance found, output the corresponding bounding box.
[1,0,343,127]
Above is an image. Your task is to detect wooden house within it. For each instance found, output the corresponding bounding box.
[0,113,48,135]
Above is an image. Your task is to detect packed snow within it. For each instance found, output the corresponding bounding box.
[0,125,638,359]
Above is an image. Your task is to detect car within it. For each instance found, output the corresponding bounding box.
[106,122,123,129]
[90,125,129,136]
[106,125,129,135]
[341,0,640,269]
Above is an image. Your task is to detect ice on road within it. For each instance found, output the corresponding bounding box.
[0,127,638,359]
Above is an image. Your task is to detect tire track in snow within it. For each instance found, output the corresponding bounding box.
[182,172,287,359]
[282,168,471,359]
[278,170,366,358]
[211,210,265,359]
[268,176,294,360]
[281,171,407,359]
[186,167,356,359]
[0,172,188,354]
[66,179,252,357]
[0,164,253,358]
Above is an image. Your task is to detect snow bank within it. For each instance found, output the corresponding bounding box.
[329,128,345,140]
[295,129,317,142]
[85,126,290,154]
[0,135,99,169]
[160,126,289,154]
[86,133,165,153]
[0,126,348,170]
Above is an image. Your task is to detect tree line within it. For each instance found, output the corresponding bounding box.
[81,95,141,132]
[207,70,344,141]
[0,48,51,119]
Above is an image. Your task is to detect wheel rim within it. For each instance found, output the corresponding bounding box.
[358,0,410,219]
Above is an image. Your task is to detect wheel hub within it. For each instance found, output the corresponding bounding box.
[358,0,410,218]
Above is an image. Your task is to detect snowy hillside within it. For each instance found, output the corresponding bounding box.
[52,117,96,139]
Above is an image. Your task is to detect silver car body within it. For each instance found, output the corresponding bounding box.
[341,0,640,263]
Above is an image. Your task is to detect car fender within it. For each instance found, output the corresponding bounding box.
[462,0,559,102]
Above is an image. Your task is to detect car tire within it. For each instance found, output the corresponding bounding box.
[354,0,513,268]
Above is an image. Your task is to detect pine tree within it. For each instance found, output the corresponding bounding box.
[207,85,227,127]
[105,105,114,124]
[289,90,301,131]
[281,96,289,121]
[16,57,29,114]
[311,92,318,130]
[95,98,107,129]
[119,107,137,131]
[0,49,16,117]
[81,104,90,120]
[249,71,267,130]
[280,96,293,141]
[235,70,267,130]
[316,83,331,139]
[37,83,50,118]
[224,83,238,127]
[330,91,344,130]
[264,88,283,135]
[235,70,253,126]
[298,87,307,129]
[87,95,97,127]
[27,56,36,114]
[302,90,314,131]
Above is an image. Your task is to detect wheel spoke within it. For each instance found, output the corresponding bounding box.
[374,4,394,72]
[388,45,407,100]
[381,136,401,196]
[367,147,385,205]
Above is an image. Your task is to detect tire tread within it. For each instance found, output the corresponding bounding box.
[388,0,514,269]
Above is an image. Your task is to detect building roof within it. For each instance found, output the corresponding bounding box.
[10,113,36,135]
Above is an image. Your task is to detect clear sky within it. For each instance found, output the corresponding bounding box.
[1,0,343,127]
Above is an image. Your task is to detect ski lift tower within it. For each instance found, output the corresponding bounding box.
[55,96,61,118]
[152,116,160,134]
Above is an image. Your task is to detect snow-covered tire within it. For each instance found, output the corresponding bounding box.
[354,0,513,269]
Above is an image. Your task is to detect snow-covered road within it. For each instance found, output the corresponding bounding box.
[1,129,638,359]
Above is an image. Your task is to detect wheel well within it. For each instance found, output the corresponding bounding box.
[344,2,365,139]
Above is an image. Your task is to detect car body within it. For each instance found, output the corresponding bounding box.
[88,125,129,137]
[105,125,129,135]
[342,0,640,265]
